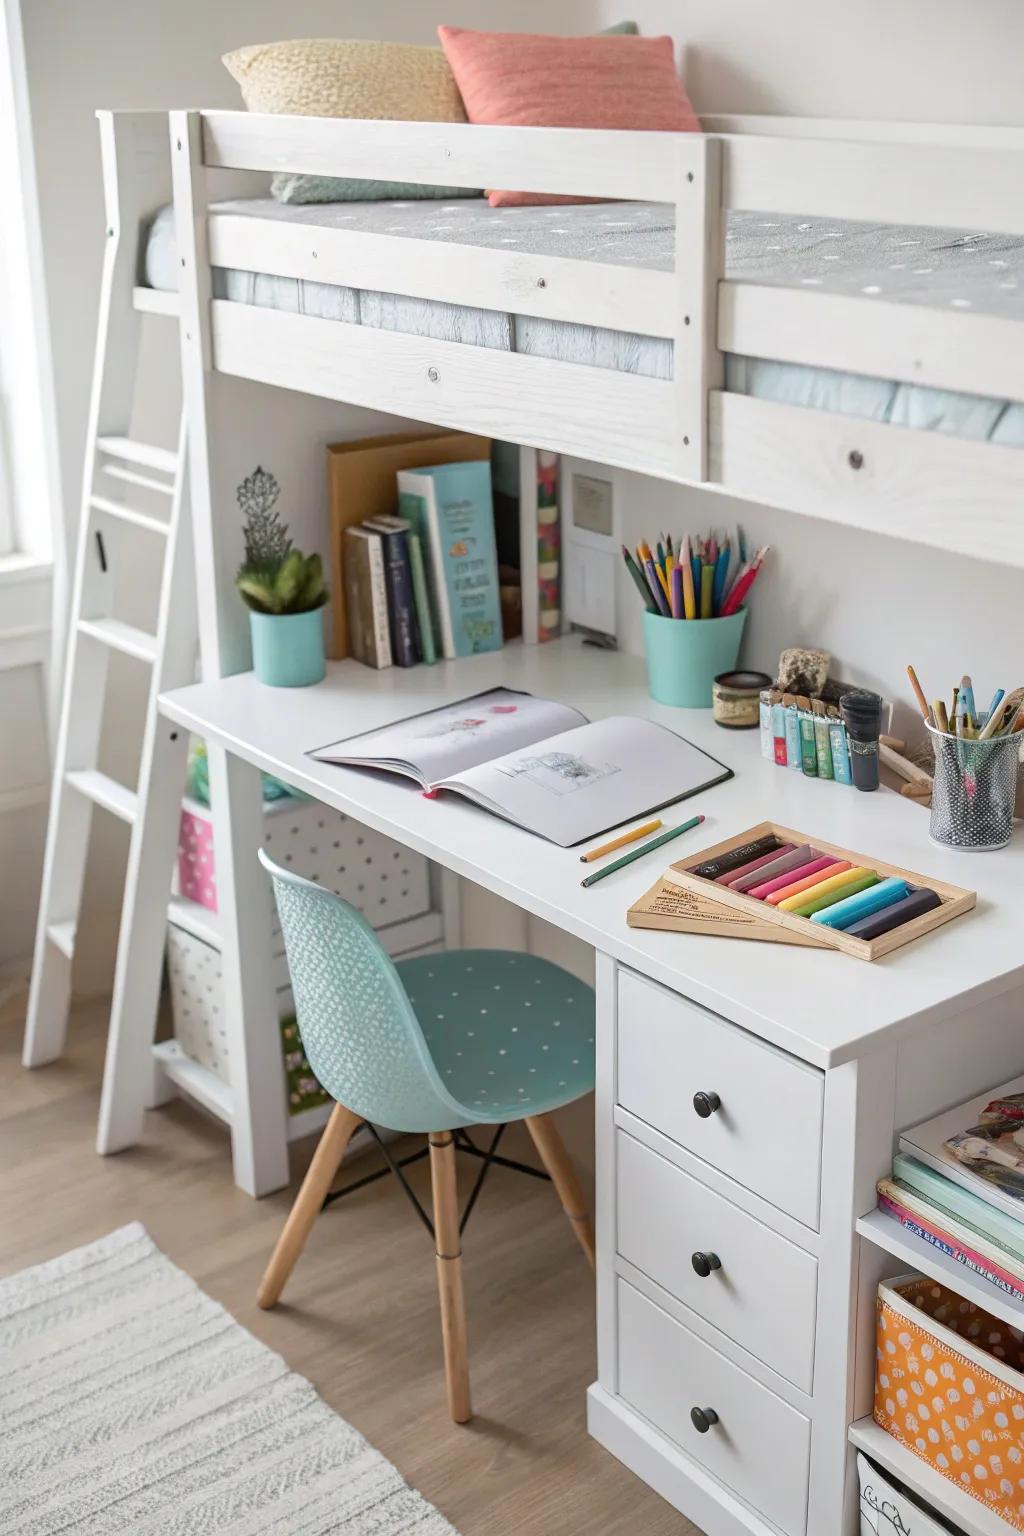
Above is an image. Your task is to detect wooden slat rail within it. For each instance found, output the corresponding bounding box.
[208,215,676,338]
[200,112,688,202]
[722,134,1024,236]
[720,285,1024,405]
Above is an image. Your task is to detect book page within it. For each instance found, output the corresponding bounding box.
[442,716,731,846]
[309,688,586,783]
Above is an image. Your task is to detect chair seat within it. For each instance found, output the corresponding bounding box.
[395,949,595,1123]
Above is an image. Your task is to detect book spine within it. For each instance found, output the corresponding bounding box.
[878,1192,1024,1302]
[365,536,392,669]
[895,1155,1024,1260]
[342,531,367,666]
[422,491,457,661]
[407,533,437,666]
[378,527,419,668]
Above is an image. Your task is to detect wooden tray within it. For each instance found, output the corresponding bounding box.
[668,821,976,961]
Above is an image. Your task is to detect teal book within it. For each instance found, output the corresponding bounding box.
[397,491,437,665]
[396,462,502,660]
[893,1152,1024,1263]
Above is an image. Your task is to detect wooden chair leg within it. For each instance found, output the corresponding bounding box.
[256,1102,362,1309]
[525,1111,596,1270]
[428,1131,472,1423]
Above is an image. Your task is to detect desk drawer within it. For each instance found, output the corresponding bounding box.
[617,1278,810,1536]
[616,1132,817,1391]
[616,969,823,1228]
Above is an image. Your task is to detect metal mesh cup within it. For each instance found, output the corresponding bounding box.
[926,720,1022,851]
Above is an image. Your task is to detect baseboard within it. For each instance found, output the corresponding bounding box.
[586,1384,779,1536]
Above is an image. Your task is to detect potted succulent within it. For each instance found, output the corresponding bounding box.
[235,466,328,687]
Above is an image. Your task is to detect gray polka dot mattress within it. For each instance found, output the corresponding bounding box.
[145,198,1024,445]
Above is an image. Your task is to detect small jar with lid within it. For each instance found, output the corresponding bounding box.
[712,670,773,730]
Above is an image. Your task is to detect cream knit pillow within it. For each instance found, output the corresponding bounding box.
[222,38,475,203]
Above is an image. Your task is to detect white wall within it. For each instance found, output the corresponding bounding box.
[596,0,1024,127]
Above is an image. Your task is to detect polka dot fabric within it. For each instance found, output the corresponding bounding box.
[875,1275,1024,1529]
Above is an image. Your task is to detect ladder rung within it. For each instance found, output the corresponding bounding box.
[102,463,174,496]
[152,1042,233,1124]
[46,920,76,959]
[65,769,138,823]
[132,286,180,318]
[96,436,178,476]
[89,494,170,536]
[78,616,158,663]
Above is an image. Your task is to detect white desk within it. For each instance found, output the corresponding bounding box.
[158,635,1024,1536]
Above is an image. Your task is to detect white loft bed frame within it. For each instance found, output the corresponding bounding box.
[160,107,1024,588]
[72,108,1024,1198]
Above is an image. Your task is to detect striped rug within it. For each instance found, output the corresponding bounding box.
[0,1223,457,1534]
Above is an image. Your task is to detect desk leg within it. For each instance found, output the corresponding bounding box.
[208,744,290,1197]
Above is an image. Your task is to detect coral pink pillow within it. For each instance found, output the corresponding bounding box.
[437,27,701,207]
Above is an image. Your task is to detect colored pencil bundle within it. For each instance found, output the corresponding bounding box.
[622,526,770,621]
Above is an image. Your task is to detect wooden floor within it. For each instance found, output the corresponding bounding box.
[0,992,698,1535]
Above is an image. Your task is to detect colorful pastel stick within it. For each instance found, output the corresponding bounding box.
[748,855,840,902]
[765,859,851,906]
[690,834,781,881]
[789,871,879,918]
[810,877,910,929]
[786,866,872,909]
[714,843,797,887]
[730,845,817,892]
[842,886,942,940]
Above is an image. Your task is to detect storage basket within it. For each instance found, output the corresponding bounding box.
[166,923,328,1115]
[856,1451,955,1534]
[176,794,431,926]
[874,1273,1024,1530]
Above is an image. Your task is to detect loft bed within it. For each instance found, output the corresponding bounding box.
[145,108,1024,570]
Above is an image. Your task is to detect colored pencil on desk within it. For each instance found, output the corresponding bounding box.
[681,536,697,619]
[622,545,657,612]
[580,814,705,887]
[580,818,662,863]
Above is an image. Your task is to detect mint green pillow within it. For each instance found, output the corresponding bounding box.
[261,23,639,206]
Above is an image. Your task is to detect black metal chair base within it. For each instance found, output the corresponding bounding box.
[321,1122,550,1238]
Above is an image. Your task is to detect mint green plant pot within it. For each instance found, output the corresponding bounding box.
[643,608,748,708]
[250,608,326,688]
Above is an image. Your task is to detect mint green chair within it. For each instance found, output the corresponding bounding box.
[256,850,596,1423]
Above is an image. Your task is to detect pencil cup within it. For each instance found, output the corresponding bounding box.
[643,609,747,709]
[926,720,1022,851]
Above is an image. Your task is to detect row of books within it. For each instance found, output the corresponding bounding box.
[343,459,502,669]
[880,1078,1024,1305]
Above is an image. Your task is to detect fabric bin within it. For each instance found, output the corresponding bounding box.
[856,1451,956,1534]
[874,1273,1024,1530]
[166,923,329,1116]
[175,794,431,927]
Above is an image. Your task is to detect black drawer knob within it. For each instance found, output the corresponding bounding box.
[691,1250,722,1278]
[690,1406,719,1434]
[693,1090,721,1119]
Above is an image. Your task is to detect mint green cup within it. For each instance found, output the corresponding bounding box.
[250,608,326,688]
[643,609,748,708]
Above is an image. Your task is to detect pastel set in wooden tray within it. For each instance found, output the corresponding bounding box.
[668,821,976,961]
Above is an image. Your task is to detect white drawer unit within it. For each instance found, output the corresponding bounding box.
[617,1279,811,1536]
[616,969,824,1228]
[616,1131,818,1392]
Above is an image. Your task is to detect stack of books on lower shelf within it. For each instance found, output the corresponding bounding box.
[343,458,502,669]
[879,1075,1024,1306]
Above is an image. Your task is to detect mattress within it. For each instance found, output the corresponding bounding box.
[145,197,1024,445]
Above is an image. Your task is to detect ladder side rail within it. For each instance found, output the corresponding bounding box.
[97,414,195,1154]
[170,111,290,1195]
[23,111,171,1068]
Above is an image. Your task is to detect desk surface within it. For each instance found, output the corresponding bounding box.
[160,637,1024,1069]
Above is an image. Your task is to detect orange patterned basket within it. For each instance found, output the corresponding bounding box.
[875,1273,1024,1530]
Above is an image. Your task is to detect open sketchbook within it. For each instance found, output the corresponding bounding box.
[310,687,732,847]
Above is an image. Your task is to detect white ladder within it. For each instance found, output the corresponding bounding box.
[23,113,197,1098]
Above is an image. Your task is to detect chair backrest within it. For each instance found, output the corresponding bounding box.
[259,849,463,1133]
